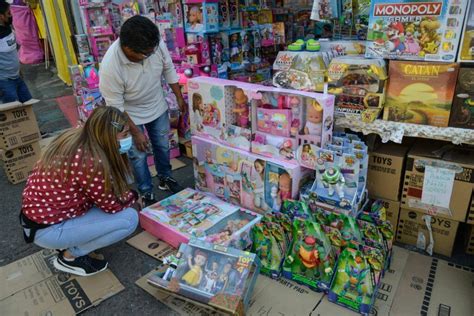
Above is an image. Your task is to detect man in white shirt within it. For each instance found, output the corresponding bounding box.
[100,16,186,204]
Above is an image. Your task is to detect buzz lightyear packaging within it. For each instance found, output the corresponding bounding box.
[282,218,336,291]
[327,56,388,122]
[366,0,469,62]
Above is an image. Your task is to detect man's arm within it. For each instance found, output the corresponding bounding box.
[99,71,148,151]
[159,40,187,113]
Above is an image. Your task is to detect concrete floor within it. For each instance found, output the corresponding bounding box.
[1,64,195,315]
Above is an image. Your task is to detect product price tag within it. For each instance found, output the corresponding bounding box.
[421,166,455,209]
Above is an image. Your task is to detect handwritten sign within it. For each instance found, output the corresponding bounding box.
[421,166,455,209]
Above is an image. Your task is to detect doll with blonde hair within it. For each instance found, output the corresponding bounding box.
[304,101,323,136]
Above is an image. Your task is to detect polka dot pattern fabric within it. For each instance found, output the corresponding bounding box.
[21,149,136,225]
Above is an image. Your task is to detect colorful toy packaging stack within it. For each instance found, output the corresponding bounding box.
[365,0,469,62]
[140,188,262,249]
[147,239,260,316]
[327,56,388,123]
[383,61,459,127]
[188,76,334,162]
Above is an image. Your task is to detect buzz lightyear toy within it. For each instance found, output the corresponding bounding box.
[321,167,345,199]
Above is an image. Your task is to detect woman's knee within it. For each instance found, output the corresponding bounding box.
[119,207,139,233]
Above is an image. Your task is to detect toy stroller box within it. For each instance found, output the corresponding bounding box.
[147,239,260,315]
[140,188,261,249]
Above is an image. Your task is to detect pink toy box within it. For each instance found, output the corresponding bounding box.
[188,77,335,160]
[139,188,262,249]
[184,0,219,33]
[192,135,311,213]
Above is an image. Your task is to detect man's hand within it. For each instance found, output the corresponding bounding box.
[177,96,188,114]
[132,130,148,152]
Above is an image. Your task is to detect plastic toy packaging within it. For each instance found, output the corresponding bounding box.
[250,212,292,278]
[366,0,469,63]
[280,200,312,220]
[272,51,328,92]
[184,0,219,33]
[328,247,377,314]
[147,239,260,316]
[458,1,474,62]
[282,218,336,291]
[328,56,388,123]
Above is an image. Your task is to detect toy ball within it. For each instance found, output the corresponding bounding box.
[203,66,211,74]
[184,68,193,78]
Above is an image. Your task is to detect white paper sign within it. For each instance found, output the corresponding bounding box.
[421,166,455,209]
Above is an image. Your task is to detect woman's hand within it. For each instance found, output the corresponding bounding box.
[132,131,148,152]
[132,197,144,212]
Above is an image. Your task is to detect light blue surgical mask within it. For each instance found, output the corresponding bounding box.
[119,136,133,154]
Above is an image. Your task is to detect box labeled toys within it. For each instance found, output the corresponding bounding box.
[147,239,260,315]
[140,188,262,249]
[327,57,388,122]
[383,61,459,127]
[192,135,310,213]
[366,0,469,62]
[457,0,474,62]
[0,141,41,184]
[449,67,474,129]
[0,100,40,150]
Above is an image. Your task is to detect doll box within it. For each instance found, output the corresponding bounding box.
[184,0,219,33]
[365,0,469,62]
[458,1,474,62]
[147,239,260,315]
[191,135,311,213]
[448,67,474,129]
[140,188,262,249]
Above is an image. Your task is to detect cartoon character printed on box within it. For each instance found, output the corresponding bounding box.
[203,260,219,292]
[289,96,301,137]
[304,101,323,136]
[252,159,267,211]
[301,144,317,165]
[214,261,232,293]
[233,88,249,128]
[270,171,291,211]
[181,250,208,286]
[385,22,405,53]
[187,5,204,32]
[404,24,420,55]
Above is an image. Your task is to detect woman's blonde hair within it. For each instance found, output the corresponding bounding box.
[38,106,132,198]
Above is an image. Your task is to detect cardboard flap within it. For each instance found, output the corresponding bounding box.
[126,231,176,261]
[0,99,39,111]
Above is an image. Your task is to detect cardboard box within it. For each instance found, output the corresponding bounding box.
[390,251,474,316]
[396,208,460,257]
[0,99,40,150]
[367,143,409,201]
[466,225,474,255]
[371,197,401,230]
[0,141,41,184]
[401,141,474,222]
[314,246,410,316]
[0,249,124,315]
[449,68,474,129]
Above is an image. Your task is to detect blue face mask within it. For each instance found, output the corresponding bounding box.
[119,136,133,154]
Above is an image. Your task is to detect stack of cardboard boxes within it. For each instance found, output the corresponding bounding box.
[0,100,41,184]
[368,140,474,257]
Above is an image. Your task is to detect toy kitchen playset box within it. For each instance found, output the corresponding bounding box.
[187,77,334,164]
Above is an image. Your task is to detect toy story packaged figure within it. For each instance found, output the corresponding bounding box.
[366,0,469,62]
[184,0,219,33]
[448,67,474,129]
[147,239,260,315]
[191,135,310,214]
[328,248,377,314]
[327,57,388,123]
[458,1,474,62]
[272,51,328,92]
[140,188,262,249]
[251,212,292,278]
[282,218,336,291]
[383,61,459,127]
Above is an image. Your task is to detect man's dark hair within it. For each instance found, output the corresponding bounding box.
[120,15,159,53]
[0,0,10,15]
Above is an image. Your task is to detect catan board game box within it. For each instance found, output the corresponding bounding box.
[449,67,474,129]
[383,61,459,127]
[366,0,468,62]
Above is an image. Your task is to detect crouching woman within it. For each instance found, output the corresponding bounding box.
[20,106,142,276]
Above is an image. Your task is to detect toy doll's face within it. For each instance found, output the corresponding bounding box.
[307,104,323,123]
[254,161,264,173]
[204,103,211,112]
[195,254,207,266]
[303,145,310,153]
[234,89,248,105]
[279,174,291,193]
[189,7,201,23]
[224,263,232,273]
[212,262,218,270]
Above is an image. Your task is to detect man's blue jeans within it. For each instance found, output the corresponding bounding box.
[33,207,139,257]
[0,77,32,103]
[128,110,171,194]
